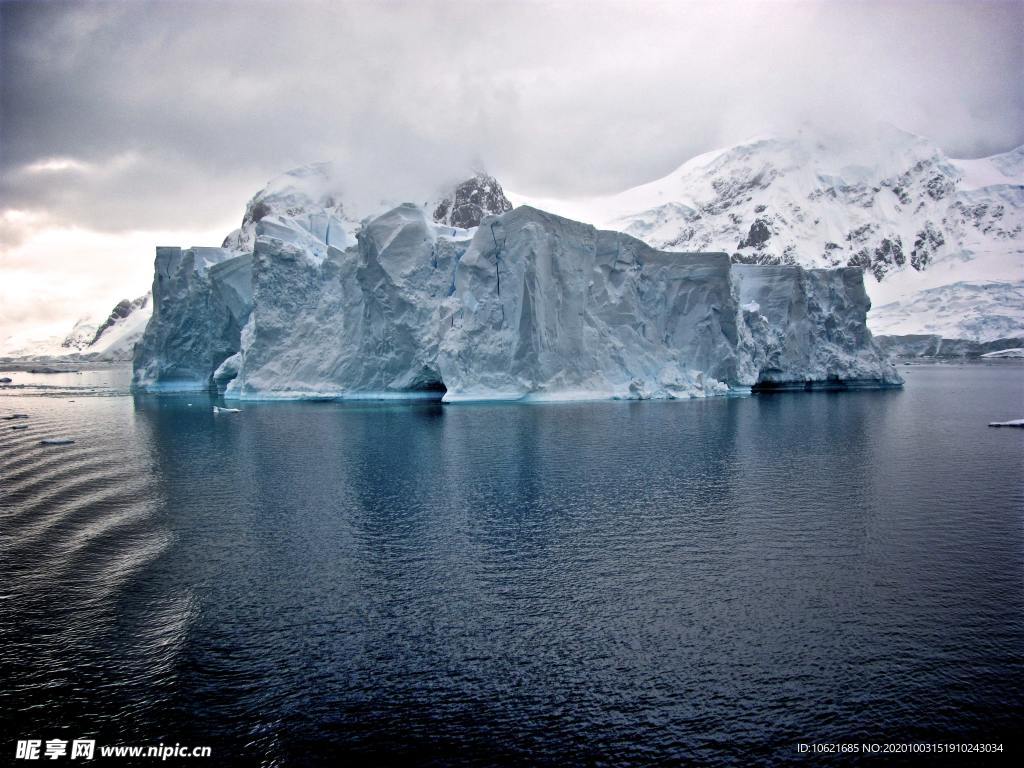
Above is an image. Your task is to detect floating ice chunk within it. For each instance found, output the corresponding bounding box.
[213,405,241,413]
[40,438,74,445]
[988,419,1024,428]
[981,347,1024,359]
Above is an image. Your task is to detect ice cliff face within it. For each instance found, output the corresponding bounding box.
[133,173,900,400]
[133,247,252,389]
[733,265,896,389]
[223,204,467,398]
[439,208,743,400]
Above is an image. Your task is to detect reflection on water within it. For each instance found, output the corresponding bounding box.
[1,364,1022,765]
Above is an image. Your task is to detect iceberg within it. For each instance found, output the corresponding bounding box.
[988,419,1024,428]
[133,169,900,401]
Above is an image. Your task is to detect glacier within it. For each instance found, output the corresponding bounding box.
[132,170,900,401]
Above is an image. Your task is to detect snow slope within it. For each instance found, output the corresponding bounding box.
[512,125,1023,341]
[870,280,1024,341]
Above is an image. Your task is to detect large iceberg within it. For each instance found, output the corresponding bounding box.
[133,170,901,401]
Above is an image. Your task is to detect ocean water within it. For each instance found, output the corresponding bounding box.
[1,363,1022,766]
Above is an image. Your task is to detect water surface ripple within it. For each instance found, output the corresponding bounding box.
[1,364,1022,766]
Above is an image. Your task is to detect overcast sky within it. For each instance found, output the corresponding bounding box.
[1,0,1022,341]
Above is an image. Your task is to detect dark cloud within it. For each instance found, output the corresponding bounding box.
[0,0,1022,233]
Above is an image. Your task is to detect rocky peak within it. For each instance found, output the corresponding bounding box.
[433,173,513,229]
[90,294,149,346]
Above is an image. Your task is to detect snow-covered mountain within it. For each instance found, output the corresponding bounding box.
[86,294,151,359]
[0,294,151,361]
[514,125,1023,342]
[870,280,1024,341]
[0,333,65,360]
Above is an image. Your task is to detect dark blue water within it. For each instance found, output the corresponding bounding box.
[1,364,1022,766]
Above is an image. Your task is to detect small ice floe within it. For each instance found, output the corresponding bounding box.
[40,438,75,445]
[988,419,1024,428]
[11,425,28,430]
[2,414,29,420]
[213,405,241,414]
[981,348,1024,359]
[0,377,12,383]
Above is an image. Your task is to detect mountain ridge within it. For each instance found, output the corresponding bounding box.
[510,125,1023,341]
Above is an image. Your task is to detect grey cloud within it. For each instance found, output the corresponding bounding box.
[1,0,1022,236]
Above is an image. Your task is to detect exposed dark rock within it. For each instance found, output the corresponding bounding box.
[911,222,944,271]
[433,173,513,229]
[925,174,951,200]
[875,237,905,269]
[703,165,778,215]
[249,200,271,224]
[731,251,782,266]
[845,223,876,245]
[823,241,844,266]
[809,182,878,208]
[846,248,875,277]
[738,218,772,250]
